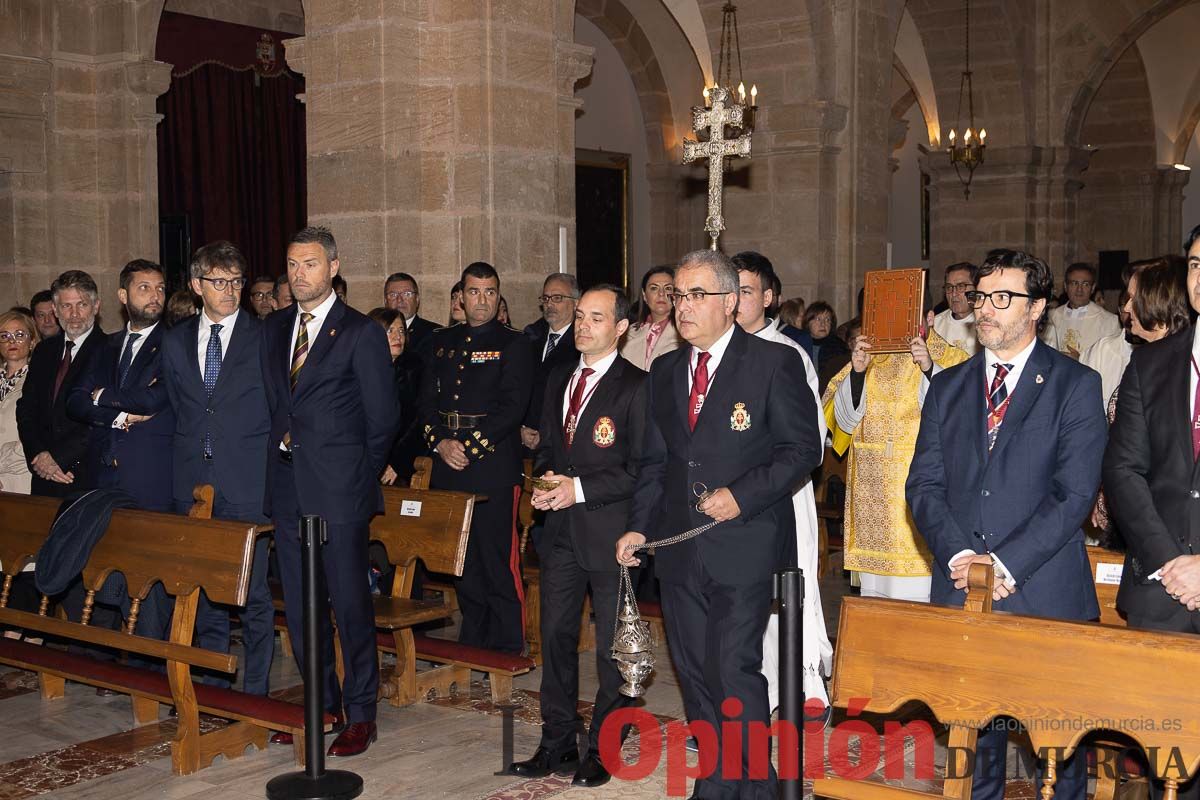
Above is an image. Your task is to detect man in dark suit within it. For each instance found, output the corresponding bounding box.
[419,261,534,654]
[906,249,1107,800]
[17,270,106,497]
[508,285,646,788]
[88,243,276,695]
[67,260,173,510]
[262,226,396,758]
[384,272,439,350]
[521,273,580,451]
[66,259,174,641]
[617,250,822,800]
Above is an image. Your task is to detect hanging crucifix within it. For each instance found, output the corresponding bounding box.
[683,86,752,250]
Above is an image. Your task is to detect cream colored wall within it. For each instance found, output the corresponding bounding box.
[573,15,652,290]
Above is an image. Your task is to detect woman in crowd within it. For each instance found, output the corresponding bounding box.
[166,288,201,327]
[449,281,466,325]
[0,310,36,494]
[497,296,510,326]
[368,308,423,487]
[1093,256,1189,544]
[620,265,680,370]
[803,300,849,391]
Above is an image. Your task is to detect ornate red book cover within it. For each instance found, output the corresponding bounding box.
[862,268,926,353]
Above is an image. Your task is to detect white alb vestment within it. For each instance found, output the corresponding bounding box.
[1043,301,1121,356]
[1080,330,1132,409]
[932,308,978,356]
[753,321,832,708]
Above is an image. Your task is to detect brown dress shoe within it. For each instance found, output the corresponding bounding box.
[270,712,344,745]
[327,722,377,757]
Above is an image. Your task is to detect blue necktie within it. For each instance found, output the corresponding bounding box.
[203,324,223,458]
[117,332,141,388]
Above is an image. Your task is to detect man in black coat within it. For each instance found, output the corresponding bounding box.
[520,273,580,451]
[617,250,822,800]
[509,285,646,788]
[17,270,106,497]
[384,271,439,351]
[262,226,397,758]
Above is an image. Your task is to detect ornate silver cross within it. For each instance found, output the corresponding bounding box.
[682,86,752,250]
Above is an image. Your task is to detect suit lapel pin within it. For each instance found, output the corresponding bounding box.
[731,402,751,431]
[329,329,336,337]
[1035,374,1044,384]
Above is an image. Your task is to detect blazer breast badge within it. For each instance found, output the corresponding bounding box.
[730,402,751,432]
[593,416,616,447]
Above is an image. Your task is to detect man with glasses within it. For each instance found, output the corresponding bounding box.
[247,276,276,319]
[95,241,276,698]
[933,262,978,355]
[1043,262,1120,359]
[420,261,534,654]
[907,249,1105,800]
[384,272,438,350]
[521,273,580,451]
[617,250,822,799]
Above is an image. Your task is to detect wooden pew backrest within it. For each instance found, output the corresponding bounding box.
[371,485,474,586]
[1087,544,1126,627]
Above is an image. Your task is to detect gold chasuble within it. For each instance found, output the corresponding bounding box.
[821,331,968,577]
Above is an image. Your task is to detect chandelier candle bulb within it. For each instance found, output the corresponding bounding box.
[750,84,757,106]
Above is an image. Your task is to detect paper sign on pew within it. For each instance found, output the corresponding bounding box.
[1095,562,1123,585]
[400,500,422,517]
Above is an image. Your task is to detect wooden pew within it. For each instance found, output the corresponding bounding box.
[0,487,327,774]
[814,447,847,578]
[370,482,536,705]
[813,563,1200,800]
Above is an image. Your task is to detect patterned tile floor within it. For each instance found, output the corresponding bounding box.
[0,552,1085,798]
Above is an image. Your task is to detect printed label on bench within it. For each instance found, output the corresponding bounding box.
[401,500,422,517]
[1095,562,1123,585]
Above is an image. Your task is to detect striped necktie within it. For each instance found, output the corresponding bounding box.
[986,362,1013,451]
[290,312,314,392]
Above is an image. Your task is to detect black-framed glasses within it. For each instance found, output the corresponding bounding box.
[965,290,1032,310]
[197,276,247,292]
[669,290,734,306]
[943,282,974,295]
[539,294,577,304]
[0,331,30,343]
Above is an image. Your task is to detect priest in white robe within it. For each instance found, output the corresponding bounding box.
[932,261,978,356]
[732,253,832,708]
[1042,262,1121,357]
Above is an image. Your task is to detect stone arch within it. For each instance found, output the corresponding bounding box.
[574,0,702,163]
[1173,71,1200,163]
[1062,0,1199,148]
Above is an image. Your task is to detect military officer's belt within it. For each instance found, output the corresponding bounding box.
[439,411,487,431]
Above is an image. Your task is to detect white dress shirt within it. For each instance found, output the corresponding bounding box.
[286,290,338,371]
[688,322,736,392]
[104,322,160,428]
[949,334,1040,587]
[64,324,96,360]
[1190,326,1200,421]
[197,308,239,382]
[542,322,572,362]
[558,348,620,505]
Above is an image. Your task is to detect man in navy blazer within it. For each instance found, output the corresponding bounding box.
[261,226,397,758]
[91,243,275,696]
[906,249,1106,800]
[67,260,173,511]
[617,250,823,800]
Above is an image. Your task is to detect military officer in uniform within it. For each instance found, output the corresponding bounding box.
[419,261,534,654]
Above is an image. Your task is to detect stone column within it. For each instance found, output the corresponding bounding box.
[1154,166,1190,255]
[294,0,586,325]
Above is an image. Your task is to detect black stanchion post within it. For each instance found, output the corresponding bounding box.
[777,568,803,800]
[267,516,363,800]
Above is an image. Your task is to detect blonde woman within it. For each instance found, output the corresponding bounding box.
[0,310,37,493]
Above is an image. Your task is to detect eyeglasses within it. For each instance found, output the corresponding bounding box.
[0,331,30,343]
[668,290,734,306]
[539,294,577,304]
[250,291,272,301]
[943,283,974,295]
[197,276,247,292]
[965,290,1033,310]
[1065,280,1094,289]
[385,290,416,301]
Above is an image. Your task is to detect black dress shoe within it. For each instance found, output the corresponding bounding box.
[571,754,611,787]
[508,746,580,778]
